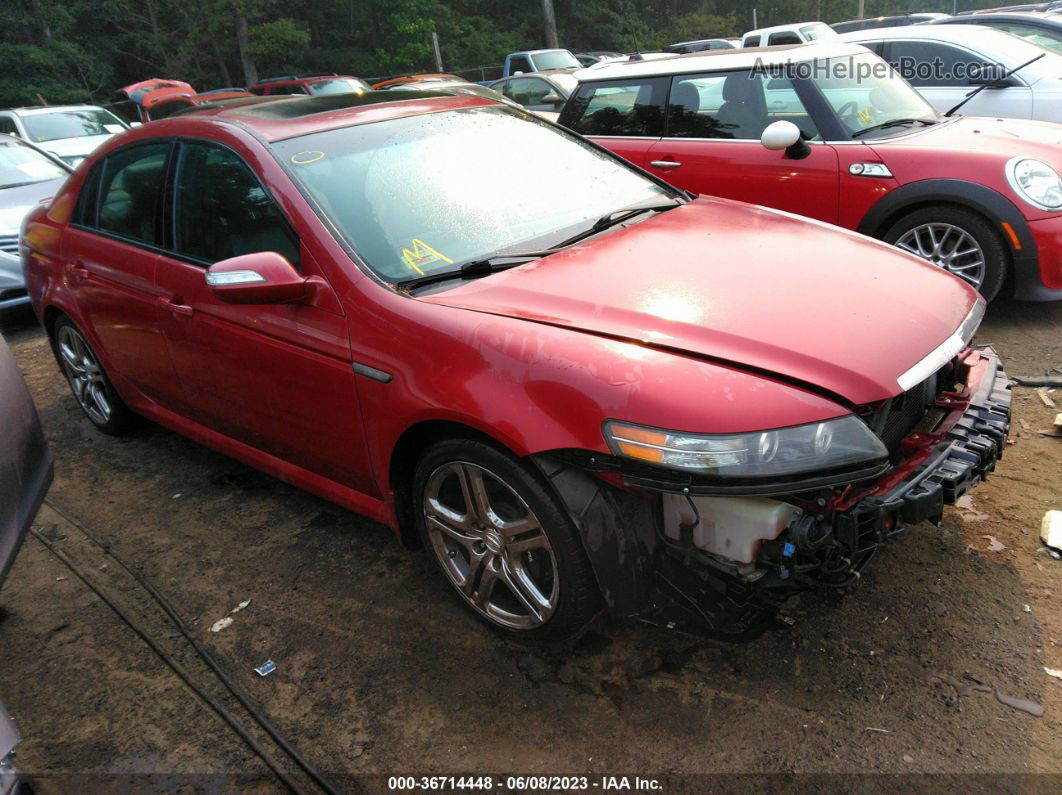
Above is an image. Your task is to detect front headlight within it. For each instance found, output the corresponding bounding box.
[604,416,888,478]
[1006,157,1062,211]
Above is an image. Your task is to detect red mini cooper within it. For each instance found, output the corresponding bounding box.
[22,91,1010,641]
[561,41,1062,302]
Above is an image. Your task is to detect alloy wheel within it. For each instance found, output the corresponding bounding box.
[895,222,986,289]
[57,325,112,425]
[423,461,559,630]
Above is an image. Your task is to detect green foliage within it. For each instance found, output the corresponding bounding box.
[0,0,1018,106]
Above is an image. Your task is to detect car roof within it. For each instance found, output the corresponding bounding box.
[577,41,870,80]
[165,90,500,142]
[744,21,830,36]
[3,105,110,116]
[840,22,1015,40]
[935,10,1060,23]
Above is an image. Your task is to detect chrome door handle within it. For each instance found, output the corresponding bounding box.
[650,160,682,169]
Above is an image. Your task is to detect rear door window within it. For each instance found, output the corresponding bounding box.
[96,142,170,244]
[561,79,667,136]
[666,71,819,140]
[171,141,299,267]
[508,55,533,74]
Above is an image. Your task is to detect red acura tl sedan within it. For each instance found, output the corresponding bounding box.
[562,41,1062,302]
[21,91,1011,640]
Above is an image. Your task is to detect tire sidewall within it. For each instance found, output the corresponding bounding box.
[882,206,1007,302]
[412,438,599,642]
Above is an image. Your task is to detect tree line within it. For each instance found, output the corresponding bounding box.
[1,0,1007,108]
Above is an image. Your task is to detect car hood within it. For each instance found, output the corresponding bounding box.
[0,178,66,235]
[879,115,1062,158]
[39,134,115,159]
[419,197,978,405]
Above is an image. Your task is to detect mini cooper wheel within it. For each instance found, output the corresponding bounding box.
[882,206,1007,302]
[53,317,133,434]
[413,438,600,641]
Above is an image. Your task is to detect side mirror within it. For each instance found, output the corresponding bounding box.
[205,251,306,304]
[760,120,811,160]
[541,91,563,106]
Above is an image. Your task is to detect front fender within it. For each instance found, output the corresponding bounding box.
[857,178,1042,297]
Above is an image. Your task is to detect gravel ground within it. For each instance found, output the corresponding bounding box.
[0,296,1060,792]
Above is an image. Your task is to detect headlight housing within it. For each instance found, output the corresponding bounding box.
[603,416,888,478]
[1005,157,1062,211]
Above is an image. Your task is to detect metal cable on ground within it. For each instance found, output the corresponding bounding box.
[41,498,342,795]
[29,526,305,794]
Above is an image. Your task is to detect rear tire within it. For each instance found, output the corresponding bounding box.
[53,316,134,435]
[412,438,601,642]
[881,205,1007,302]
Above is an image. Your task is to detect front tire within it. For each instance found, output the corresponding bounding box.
[412,438,601,642]
[53,316,134,435]
[882,205,1007,302]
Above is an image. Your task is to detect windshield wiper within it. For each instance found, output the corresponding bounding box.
[396,251,553,291]
[395,197,686,292]
[552,198,685,249]
[851,117,935,139]
[944,52,1045,117]
[0,180,41,190]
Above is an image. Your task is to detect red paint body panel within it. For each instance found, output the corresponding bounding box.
[646,140,840,222]
[21,97,981,536]
[593,115,1062,295]
[422,197,975,405]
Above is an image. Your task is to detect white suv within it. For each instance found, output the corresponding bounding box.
[839,24,1062,122]
[741,21,837,47]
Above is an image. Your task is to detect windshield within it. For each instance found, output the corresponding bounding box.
[800,23,835,41]
[812,54,938,137]
[273,106,670,282]
[21,109,126,143]
[994,24,1062,55]
[534,50,580,70]
[0,138,67,188]
[308,78,370,95]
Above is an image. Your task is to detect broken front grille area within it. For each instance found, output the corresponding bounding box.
[865,363,955,459]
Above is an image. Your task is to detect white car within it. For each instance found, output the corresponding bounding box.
[0,135,71,312]
[839,24,1062,122]
[741,21,838,47]
[0,105,128,168]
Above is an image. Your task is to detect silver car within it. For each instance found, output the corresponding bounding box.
[0,134,71,313]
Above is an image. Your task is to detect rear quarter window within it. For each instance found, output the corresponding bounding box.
[560,78,667,137]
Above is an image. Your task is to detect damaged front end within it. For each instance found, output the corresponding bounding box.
[536,346,1012,639]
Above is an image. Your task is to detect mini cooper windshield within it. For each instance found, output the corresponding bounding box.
[272,106,675,283]
[811,54,939,138]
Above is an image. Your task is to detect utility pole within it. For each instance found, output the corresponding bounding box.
[752,8,757,29]
[858,0,865,19]
[542,0,559,48]
[431,31,443,71]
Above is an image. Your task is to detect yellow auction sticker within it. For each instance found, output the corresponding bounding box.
[290,150,325,165]
[402,239,453,275]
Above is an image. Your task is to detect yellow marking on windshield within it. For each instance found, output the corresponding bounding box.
[291,150,325,164]
[402,239,454,275]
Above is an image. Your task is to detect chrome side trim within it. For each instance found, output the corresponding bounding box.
[205,270,266,287]
[896,298,985,392]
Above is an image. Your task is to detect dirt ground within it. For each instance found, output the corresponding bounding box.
[1,297,1061,793]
